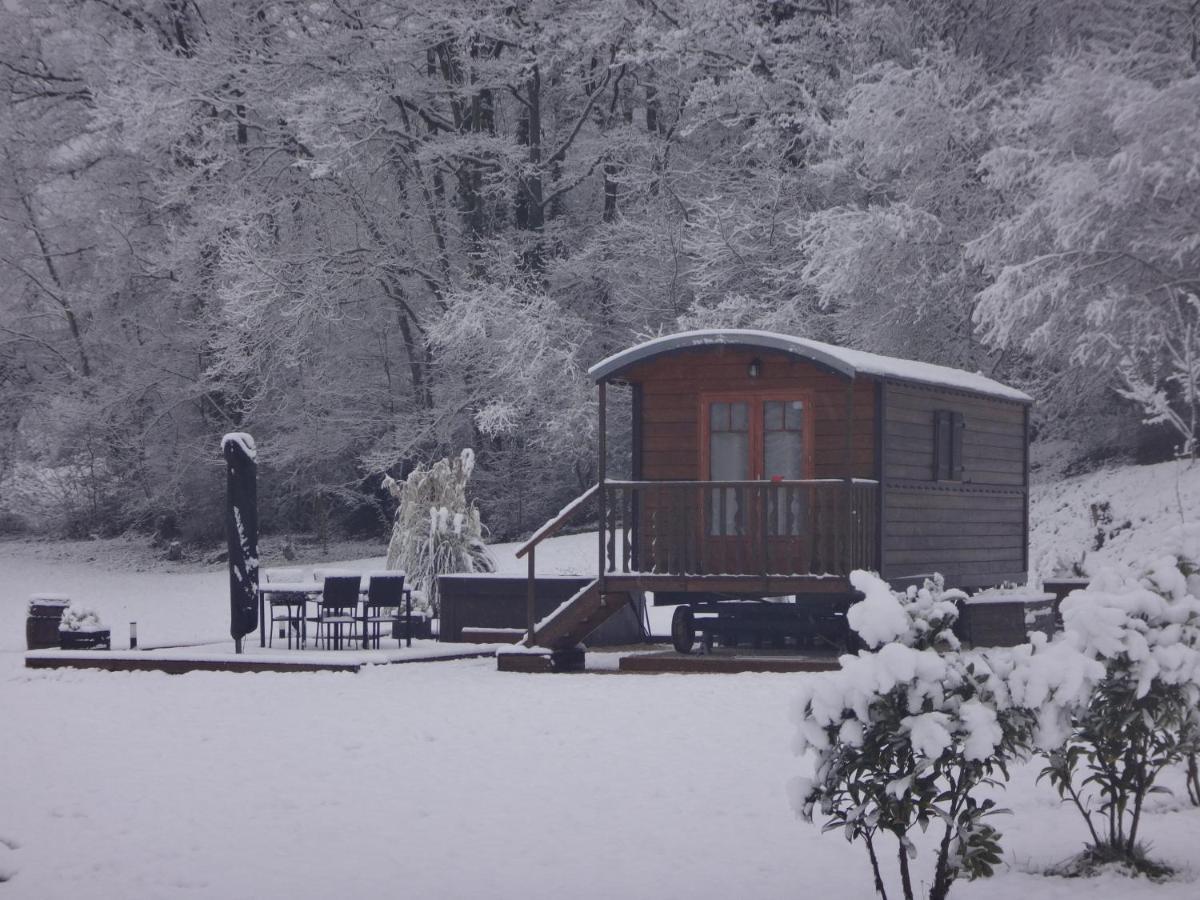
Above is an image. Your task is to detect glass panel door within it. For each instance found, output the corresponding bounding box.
[763,399,806,535]
[763,400,805,479]
[709,401,749,535]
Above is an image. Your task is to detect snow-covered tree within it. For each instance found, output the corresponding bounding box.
[971,48,1200,456]
[383,449,495,615]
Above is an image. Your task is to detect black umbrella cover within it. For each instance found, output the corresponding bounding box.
[223,433,259,643]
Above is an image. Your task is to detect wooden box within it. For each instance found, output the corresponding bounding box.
[959,591,1056,647]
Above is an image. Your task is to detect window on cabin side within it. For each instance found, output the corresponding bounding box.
[933,410,965,481]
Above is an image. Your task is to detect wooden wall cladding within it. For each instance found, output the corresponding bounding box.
[624,348,877,481]
[883,383,1027,486]
[881,486,1026,589]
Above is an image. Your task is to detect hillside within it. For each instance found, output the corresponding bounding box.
[1029,459,1200,582]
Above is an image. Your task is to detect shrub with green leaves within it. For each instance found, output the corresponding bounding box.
[1037,524,1200,876]
[791,572,1036,900]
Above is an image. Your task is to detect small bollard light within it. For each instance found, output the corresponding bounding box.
[129,621,138,650]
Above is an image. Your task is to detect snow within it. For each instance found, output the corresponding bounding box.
[588,329,1032,402]
[3,463,1200,897]
[966,590,1055,606]
[257,580,321,593]
[1029,458,1200,580]
[4,628,1196,900]
[27,594,70,605]
[903,710,955,760]
[847,569,912,646]
[957,698,1005,761]
[220,432,257,461]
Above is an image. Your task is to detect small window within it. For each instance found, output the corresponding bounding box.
[933,410,965,481]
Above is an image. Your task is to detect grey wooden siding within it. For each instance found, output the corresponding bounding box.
[880,382,1029,590]
[883,383,1025,486]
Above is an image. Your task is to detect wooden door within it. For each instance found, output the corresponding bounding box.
[700,393,813,575]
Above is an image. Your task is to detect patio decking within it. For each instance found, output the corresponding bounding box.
[25,642,497,674]
[495,645,843,674]
[617,648,841,674]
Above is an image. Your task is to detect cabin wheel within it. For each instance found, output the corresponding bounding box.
[671,606,696,654]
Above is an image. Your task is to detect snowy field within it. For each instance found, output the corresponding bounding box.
[2,461,1200,898]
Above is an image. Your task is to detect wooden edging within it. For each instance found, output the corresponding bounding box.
[25,656,360,674]
[618,652,840,674]
[24,649,495,675]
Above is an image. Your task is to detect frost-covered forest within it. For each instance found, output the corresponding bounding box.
[2,0,1199,541]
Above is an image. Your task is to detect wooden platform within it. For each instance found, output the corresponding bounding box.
[460,627,523,644]
[604,574,850,595]
[617,649,841,674]
[496,647,586,673]
[25,646,495,675]
[496,652,554,673]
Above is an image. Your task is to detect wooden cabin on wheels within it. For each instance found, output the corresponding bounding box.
[515,329,1031,663]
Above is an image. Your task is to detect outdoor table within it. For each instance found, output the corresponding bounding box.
[258,577,415,649]
[257,581,321,648]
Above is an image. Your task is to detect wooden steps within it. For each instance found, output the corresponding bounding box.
[523,579,635,650]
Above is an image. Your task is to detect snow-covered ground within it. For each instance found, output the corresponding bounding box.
[1029,458,1200,579]
[2,461,1199,897]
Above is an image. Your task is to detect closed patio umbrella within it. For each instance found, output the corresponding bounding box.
[223,433,259,653]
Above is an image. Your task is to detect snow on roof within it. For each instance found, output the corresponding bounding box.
[588,329,1032,403]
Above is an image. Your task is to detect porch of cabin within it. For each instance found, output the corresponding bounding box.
[590,341,881,595]
[596,478,879,591]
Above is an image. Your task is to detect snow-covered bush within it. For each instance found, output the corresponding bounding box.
[58,605,105,633]
[382,449,495,616]
[791,572,1035,900]
[1038,527,1200,874]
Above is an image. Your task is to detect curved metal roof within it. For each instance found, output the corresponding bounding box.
[588,329,1031,403]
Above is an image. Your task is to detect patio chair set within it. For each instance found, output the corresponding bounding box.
[258,570,416,651]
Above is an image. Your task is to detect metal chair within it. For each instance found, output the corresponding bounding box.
[309,575,361,650]
[261,569,309,649]
[362,574,408,649]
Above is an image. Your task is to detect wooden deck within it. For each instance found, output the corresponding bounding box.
[603,573,851,594]
[497,646,842,674]
[24,646,496,675]
[617,649,841,674]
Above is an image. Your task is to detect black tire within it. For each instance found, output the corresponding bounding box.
[671,606,696,654]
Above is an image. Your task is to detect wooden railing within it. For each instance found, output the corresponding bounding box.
[516,483,599,639]
[601,479,878,578]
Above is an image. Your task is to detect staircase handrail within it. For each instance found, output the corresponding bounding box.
[518,482,600,645]
[515,483,599,559]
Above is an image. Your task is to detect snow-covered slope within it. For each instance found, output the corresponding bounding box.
[1030,459,1200,581]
